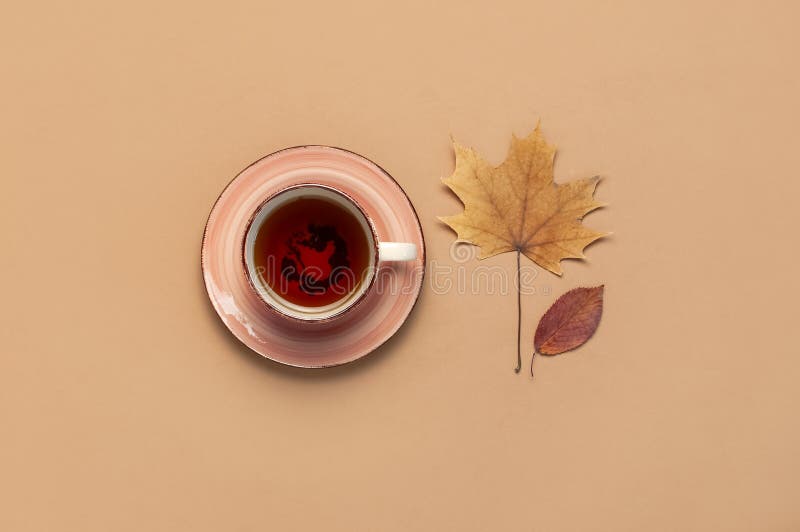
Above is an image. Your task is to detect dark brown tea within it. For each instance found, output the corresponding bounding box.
[252,195,372,308]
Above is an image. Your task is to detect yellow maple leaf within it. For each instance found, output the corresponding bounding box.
[439,125,608,373]
[439,125,607,275]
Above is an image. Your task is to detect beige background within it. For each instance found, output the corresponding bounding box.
[2,1,799,530]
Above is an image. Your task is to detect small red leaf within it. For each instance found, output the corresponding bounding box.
[534,286,604,356]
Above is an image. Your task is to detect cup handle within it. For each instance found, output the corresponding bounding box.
[378,242,417,261]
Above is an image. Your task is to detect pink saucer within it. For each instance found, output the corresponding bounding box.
[201,146,426,368]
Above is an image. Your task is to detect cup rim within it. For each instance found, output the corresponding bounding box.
[241,183,380,323]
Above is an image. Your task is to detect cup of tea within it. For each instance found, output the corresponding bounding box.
[243,184,417,321]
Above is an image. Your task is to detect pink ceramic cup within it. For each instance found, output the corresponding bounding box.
[242,183,417,322]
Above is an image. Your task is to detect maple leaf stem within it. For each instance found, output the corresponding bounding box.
[514,249,522,373]
[530,351,536,378]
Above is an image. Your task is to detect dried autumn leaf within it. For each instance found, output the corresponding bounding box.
[534,285,604,358]
[438,125,608,372]
[439,125,608,276]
